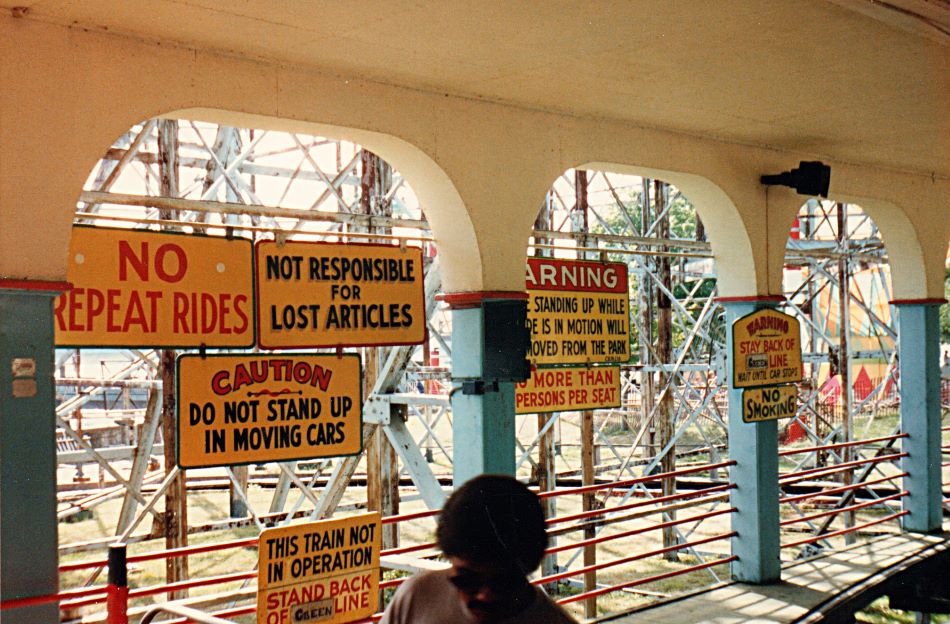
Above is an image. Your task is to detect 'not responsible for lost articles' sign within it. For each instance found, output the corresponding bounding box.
[55,227,254,347]
[176,354,362,468]
[258,513,380,624]
[526,257,630,366]
[255,240,425,349]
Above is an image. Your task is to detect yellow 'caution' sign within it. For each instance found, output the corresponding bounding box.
[526,258,630,365]
[742,385,798,423]
[255,241,425,349]
[258,513,380,624]
[731,308,802,388]
[54,227,254,347]
[176,354,362,468]
[516,366,621,414]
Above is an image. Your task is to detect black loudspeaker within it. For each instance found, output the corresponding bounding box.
[760,161,831,198]
[481,299,531,383]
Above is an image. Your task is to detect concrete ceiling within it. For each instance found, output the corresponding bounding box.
[6,0,950,178]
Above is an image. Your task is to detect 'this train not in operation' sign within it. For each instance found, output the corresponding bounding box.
[731,308,803,388]
[258,513,380,624]
[54,226,254,347]
[255,240,425,349]
[526,258,630,366]
[516,366,621,414]
[176,354,362,468]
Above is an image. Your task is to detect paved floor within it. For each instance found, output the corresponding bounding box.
[599,531,949,623]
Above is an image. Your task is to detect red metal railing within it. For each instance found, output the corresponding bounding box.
[778,432,909,553]
[20,436,931,623]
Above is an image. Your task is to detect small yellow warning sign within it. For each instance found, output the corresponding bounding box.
[731,308,802,388]
[258,513,380,624]
[742,385,798,423]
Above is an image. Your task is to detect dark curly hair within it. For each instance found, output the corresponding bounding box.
[436,474,548,574]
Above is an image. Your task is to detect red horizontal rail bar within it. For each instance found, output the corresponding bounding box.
[127,537,259,564]
[780,491,906,526]
[548,484,733,526]
[382,509,440,525]
[53,584,110,603]
[59,595,110,610]
[0,592,62,611]
[779,473,907,505]
[557,556,738,604]
[44,584,113,610]
[779,434,907,457]
[128,571,256,599]
[780,453,906,484]
[546,507,735,555]
[381,541,437,557]
[59,557,110,573]
[781,511,909,549]
[380,577,409,590]
[538,460,735,499]
[536,532,735,586]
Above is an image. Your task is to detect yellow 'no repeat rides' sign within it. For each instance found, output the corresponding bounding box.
[176,354,362,468]
[255,240,425,349]
[55,226,254,348]
[258,513,380,624]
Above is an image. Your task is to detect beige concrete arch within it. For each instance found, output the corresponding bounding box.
[0,16,555,295]
[826,165,950,301]
[173,108,481,294]
[4,15,948,301]
[581,162,757,298]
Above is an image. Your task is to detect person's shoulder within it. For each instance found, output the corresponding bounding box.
[400,567,453,592]
[387,567,456,606]
[527,588,578,623]
[380,568,455,624]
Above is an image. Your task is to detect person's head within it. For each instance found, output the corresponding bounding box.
[436,474,548,622]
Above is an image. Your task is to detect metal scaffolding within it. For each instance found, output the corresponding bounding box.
[54,118,942,618]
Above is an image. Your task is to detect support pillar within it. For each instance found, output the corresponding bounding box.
[894,299,944,533]
[0,281,66,623]
[444,293,529,487]
[721,297,781,584]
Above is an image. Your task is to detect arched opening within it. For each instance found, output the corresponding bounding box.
[517,166,734,615]
[56,116,466,618]
[778,199,904,557]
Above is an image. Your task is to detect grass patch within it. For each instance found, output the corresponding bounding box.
[856,596,950,623]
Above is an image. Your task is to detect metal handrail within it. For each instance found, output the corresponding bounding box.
[140,602,238,624]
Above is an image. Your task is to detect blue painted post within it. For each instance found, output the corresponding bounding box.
[448,300,517,487]
[0,283,63,623]
[722,298,781,584]
[895,300,943,533]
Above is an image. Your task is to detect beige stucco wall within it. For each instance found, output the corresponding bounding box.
[2,17,947,298]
